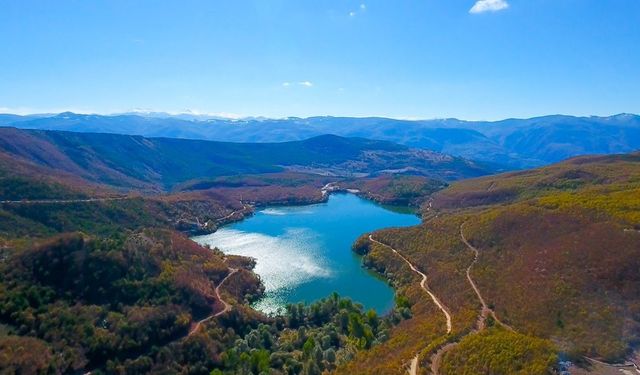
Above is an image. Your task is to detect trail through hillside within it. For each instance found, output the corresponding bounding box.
[121,264,239,368]
[369,235,452,333]
[188,267,239,337]
[368,235,452,375]
[459,223,514,331]
[216,204,251,223]
[426,223,520,375]
[407,355,419,375]
[429,224,517,375]
[430,342,458,375]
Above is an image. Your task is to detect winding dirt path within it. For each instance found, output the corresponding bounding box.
[430,224,518,375]
[367,224,517,375]
[368,235,452,375]
[369,235,452,333]
[217,204,251,223]
[188,267,239,337]
[430,342,458,375]
[459,223,514,331]
[583,357,640,374]
[407,355,419,375]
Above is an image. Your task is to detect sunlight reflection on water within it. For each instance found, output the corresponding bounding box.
[194,227,332,315]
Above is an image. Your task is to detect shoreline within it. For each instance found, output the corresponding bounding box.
[191,192,420,318]
[188,184,422,236]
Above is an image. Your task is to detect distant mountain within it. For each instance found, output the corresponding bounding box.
[2,113,639,168]
[0,113,49,124]
[0,128,489,192]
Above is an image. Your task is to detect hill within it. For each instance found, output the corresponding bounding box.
[0,230,415,374]
[0,128,489,192]
[0,229,264,373]
[338,152,640,374]
[2,112,639,168]
[0,128,464,240]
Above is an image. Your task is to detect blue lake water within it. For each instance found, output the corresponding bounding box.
[192,193,420,315]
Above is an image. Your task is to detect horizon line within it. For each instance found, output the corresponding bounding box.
[0,109,638,123]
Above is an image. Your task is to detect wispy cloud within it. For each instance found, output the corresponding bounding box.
[0,106,250,119]
[282,81,314,88]
[349,3,366,17]
[160,109,246,119]
[469,0,509,14]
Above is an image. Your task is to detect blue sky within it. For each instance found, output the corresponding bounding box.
[1,0,639,120]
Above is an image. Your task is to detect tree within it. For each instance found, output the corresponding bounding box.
[302,337,315,358]
[366,309,379,330]
[324,348,336,364]
[302,359,321,375]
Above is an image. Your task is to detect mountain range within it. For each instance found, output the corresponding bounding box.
[0,127,488,193]
[2,112,639,169]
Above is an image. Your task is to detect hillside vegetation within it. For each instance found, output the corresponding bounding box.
[342,175,448,207]
[1,123,638,374]
[0,128,489,192]
[340,152,640,373]
[0,228,416,374]
[440,328,557,375]
[0,229,262,372]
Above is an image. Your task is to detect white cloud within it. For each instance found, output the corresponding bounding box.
[282,81,313,88]
[469,0,509,14]
[349,3,366,17]
[174,109,246,119]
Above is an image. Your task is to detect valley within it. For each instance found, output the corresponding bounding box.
[0,128,489,192]
[3,2,639,373]
[0,125,638,374]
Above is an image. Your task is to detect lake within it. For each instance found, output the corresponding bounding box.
[192,193,421,315]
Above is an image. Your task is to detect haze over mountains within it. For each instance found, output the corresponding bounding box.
[0,127,488,193]
[2,112,639,169]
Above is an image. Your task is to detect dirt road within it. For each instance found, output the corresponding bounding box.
[188,268,239,337]
[368,235,452,375]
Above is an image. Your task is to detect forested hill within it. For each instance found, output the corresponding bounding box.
[341,151,640,374]
[3,112,639,168]
[0,127,489,191]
